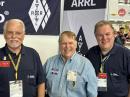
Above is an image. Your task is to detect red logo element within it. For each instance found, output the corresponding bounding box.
[0,61,10,67]
[118,8,126,17]
[98,73,107,79]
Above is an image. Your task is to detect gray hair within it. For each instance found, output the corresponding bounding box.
[94,20,114,35]
[3,19,25,33]
[59,31,77,43]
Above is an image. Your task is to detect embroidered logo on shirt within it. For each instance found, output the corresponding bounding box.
[51,68,58,75]
[27,75,35,79]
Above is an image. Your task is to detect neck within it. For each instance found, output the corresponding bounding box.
[62,57,67,64]
[101,47,112,55]
[101,44,114,55]
[101,50,109,55]
[8,46,21,55]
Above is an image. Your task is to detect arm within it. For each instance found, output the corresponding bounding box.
[37,83,45,97]
[34,50,46,97]
[84,61,98,97]
[128,84,130,97]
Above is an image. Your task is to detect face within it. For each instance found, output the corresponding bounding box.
[59,35,77,60]
[95,25,115,52]
[120,29,124,33]
[4,21,25,50]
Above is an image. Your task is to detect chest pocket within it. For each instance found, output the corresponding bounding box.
[23,70,36,85]
[67,74,85,91]
[46,70,60,90]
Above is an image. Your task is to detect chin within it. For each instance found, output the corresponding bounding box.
[9,45,21,49]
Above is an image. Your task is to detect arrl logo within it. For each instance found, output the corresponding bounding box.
[28,0,51,32]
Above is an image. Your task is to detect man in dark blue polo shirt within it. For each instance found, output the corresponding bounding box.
[0,19,45,97]
[86,20,130,97]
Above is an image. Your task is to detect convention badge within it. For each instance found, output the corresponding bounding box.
[9,80,23,97]
[67,71,77,81]
[67,71,77,87]
[0,61,10,67]
[98,73,107,91]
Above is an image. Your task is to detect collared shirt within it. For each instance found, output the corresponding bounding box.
[43,53,97,97]
[86,43,130,97]
[0,44,45,97]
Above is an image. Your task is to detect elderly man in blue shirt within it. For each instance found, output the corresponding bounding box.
[43,31,97,97]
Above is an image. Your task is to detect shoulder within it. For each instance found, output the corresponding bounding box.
[43,54,59,71]
[75,53,90,62]
[88,45,99,52]
[22,45,39,55]
[0,46,7,55]
[47,55,60,62]
[113,44,130,54]
[74,53,93,68]
[23,45,37,52]
[85,45,99,57]
[45,54,59,64]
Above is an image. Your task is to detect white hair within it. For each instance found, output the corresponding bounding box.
[3,19,25,33]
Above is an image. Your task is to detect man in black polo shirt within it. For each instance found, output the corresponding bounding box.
[86,20,130,97]
[0,19,45,97]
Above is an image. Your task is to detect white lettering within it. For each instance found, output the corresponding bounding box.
[78,0,84,7]
[0,14,5,23]
[91,0,96,6]
[79,35,82,41]
[0,1,5,7]
[31,11,43,15]
[71,0,96,7]
[71,0,77,7]
[84,0,96,6]
[84,0,90,6]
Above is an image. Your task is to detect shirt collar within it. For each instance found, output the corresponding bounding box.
[60,52,76,63]
[4,44,25,55]
[99,43,118,56]
[109,43,120,55]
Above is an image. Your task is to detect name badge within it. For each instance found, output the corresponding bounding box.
[0,61,10,67]
[67,71,77,81]
[98,73,107,91]
[10,80,23,97]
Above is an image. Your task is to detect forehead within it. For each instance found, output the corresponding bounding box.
[96,25,113,33]
[61,34,75,42]
[6,21,23,31]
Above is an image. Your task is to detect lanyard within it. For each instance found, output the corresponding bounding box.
[100,54,110,73]
[8,54,21,80]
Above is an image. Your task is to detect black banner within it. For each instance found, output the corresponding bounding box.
[0,0,60,35]
[76,27,88,56]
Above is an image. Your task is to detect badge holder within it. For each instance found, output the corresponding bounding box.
[98,73,107,91]
[10,80,23,97]
[67,71,77,88]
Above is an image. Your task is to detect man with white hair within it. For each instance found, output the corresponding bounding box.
[0,19,45,97]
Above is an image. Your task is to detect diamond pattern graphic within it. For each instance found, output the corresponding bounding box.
[28,0,45,32]
[29,0,51,32]
[41,0,51,30]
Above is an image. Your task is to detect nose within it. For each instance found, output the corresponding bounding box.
[102,35,107,40]
[12,32,16,38]
[66,43,70,48]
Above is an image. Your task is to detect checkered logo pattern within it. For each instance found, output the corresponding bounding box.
[28,0,51,32]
